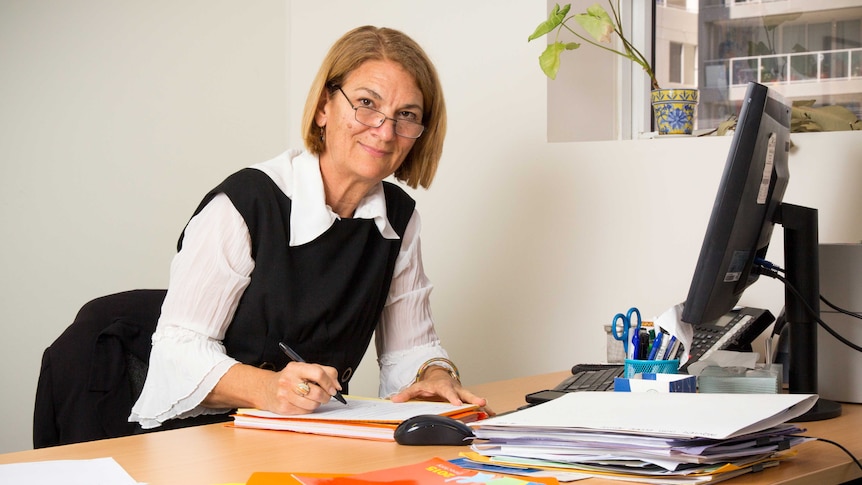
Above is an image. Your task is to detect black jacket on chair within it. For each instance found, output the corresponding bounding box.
[34,288,229,448]
[33,289,167,448]
[34,289,233,448]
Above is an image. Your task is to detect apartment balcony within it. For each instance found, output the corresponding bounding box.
[703,47,862,100]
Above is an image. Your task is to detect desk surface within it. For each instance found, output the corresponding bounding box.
[2,371,860,485]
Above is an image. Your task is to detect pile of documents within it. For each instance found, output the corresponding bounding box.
[466,392,819,483]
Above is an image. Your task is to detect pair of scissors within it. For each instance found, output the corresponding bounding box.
[611,307,642,359]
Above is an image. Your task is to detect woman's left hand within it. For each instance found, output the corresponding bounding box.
[389,367,495,416]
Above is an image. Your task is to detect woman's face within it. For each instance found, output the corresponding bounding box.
[316,59,423,187]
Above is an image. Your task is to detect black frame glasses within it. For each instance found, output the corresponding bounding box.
[333,86,425,139]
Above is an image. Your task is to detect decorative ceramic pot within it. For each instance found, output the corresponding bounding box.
[651,88,698,135]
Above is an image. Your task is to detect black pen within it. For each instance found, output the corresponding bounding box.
[278,341,348,405]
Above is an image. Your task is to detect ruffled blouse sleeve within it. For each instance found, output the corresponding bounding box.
[375,210,450,398]
[129,193,254,429]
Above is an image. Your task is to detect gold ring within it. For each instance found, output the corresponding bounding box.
[295,381,311,396]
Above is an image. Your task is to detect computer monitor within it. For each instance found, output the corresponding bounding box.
[681,82,790,325]
[681,81,840,421]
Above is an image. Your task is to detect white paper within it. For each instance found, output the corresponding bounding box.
[0,457,139,485]
[471,391,818,439]
[655,303,693,365]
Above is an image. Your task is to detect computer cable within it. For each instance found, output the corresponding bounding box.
[790,435,862,474]
[754,257,784,273]
[770,308,786,339]
[755,258,862,320]
[753,264,862,353]
[821,294,862,321]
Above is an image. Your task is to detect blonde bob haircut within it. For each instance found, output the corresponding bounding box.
[302,26,446,189]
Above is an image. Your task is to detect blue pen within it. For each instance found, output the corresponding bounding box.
[662,336,677,360]
[631,329,648,360]
[647,331,664,360]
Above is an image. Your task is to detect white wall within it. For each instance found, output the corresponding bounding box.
[0,0,288,453]
[2,0,861,455]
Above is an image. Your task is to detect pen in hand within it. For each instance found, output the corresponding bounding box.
[278,341,348,405]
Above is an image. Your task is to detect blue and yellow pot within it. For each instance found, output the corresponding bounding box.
[651,88,698,135]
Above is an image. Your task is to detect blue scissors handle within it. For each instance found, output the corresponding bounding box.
[626,307,643,332]
[611,314,630,354]
[611,307,642,357]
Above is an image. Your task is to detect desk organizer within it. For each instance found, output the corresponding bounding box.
[624,359,679,378]
[604,324,626,363]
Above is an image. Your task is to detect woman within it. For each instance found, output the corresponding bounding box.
[130,25,488,429]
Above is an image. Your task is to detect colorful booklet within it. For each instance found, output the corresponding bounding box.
[277,457,557,485]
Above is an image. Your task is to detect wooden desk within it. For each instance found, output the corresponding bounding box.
[2,371,860,485]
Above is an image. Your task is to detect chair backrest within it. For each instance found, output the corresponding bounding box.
[33,289,166,448]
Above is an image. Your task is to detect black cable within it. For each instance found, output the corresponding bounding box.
[755,258,862,321]
[792,435,862,474]
[754,266,862,353]
[770,308,786,337]
[821,294,862,320]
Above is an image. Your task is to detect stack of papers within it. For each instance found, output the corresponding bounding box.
[233,396,482,441]
[466,392,818,483]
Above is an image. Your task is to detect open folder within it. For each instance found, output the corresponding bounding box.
[232,396,482,441]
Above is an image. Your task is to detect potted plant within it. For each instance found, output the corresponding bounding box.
[528,2,698,135]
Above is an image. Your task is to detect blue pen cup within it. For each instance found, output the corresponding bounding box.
[624,359,680,378]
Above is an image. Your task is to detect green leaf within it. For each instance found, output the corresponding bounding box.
[528,3,571,41]
[574,3,615,43]
[538,41,579,79]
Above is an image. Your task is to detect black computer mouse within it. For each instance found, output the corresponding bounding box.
[394,414,475,446]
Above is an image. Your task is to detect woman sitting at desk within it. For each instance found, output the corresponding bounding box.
[130,26,488,428]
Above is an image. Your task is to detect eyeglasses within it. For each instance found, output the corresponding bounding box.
[333,86,425,139]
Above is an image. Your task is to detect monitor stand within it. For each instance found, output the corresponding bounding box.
[779,203,841,421]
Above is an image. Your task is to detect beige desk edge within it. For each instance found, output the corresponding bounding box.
[2,371,860,485]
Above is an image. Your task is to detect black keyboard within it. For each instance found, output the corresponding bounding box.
[524,364,624,404]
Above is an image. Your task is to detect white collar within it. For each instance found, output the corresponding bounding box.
[252,149,400,247]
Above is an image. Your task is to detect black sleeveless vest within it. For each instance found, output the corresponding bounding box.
[179,168,416,392]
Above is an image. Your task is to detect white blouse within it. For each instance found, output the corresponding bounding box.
[129,149,449,429]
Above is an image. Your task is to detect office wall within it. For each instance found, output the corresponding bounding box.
[2,0,860,455]
[0,0,288,452]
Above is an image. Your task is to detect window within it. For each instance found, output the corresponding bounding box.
[545,1,862,140]
[670,42,683,83]
[663,0,862,130]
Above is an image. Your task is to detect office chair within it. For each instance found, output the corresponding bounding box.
[33,289,231,448]
[33,289,166,448]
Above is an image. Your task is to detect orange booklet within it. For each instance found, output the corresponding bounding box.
[247,457,558,485]
[247,472,347,485]
[233,396,485,441]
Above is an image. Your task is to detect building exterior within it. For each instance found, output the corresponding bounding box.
[656,0,861,130]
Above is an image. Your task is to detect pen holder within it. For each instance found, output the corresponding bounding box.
[624,359,680,378]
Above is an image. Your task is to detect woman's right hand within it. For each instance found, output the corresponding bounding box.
[203,361,342,415]
[263,361,343,415]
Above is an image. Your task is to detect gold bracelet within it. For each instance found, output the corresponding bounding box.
[414,358,461,384]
